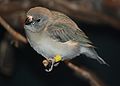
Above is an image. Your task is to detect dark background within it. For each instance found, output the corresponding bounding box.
[0,0,120,86]
[0,21,120,86]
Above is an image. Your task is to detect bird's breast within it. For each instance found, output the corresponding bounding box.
[27,31,80,59]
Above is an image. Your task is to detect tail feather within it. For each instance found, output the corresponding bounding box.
[80,46,109,65]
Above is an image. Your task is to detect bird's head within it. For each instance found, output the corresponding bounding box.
[24,7,51,32]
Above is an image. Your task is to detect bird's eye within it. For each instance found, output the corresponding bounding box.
[36,19,41,22]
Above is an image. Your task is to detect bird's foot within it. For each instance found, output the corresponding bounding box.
[42,55,62,72]
[43,58,54,72]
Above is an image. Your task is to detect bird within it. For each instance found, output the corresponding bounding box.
[24,7,108,72]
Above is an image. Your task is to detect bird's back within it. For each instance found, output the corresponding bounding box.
[51,11,80,30]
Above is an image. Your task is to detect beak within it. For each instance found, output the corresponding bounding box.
[25,16,33,25]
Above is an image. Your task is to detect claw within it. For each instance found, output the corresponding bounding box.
[45,62,54,72]
[42,55,62,72]
[43,59,54,72]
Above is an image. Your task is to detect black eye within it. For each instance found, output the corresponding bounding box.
[36,19,41,22]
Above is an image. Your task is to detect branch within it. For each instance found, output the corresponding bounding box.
[65,61,105,86]
[0,16,27,44]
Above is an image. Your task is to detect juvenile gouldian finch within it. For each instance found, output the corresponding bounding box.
[24,7,107,72]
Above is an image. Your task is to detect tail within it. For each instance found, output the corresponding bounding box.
[80,46,109,66]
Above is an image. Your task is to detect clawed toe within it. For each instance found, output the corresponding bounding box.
[42,58,61,72]
[42,58,54,72]
[42,55,62,72]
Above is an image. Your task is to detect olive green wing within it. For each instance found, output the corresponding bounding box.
[47,23,93,47]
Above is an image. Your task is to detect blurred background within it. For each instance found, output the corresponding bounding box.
[0,0,120,86]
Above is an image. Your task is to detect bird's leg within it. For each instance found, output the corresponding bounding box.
[45,58,54,72]
[42,55,62,72]
[42,58,54,72]
[53,54,62,66]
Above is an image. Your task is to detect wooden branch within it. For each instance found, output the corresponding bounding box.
[0,16,27,44]
[65,61,105,86]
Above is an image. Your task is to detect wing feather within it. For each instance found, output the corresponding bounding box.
[47,23,93,47]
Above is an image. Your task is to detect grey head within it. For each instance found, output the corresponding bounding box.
[24,7,51,32]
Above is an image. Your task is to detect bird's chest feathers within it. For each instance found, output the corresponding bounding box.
[27,31,61,56]
[36,33,65,55]
[27,31,79,58]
